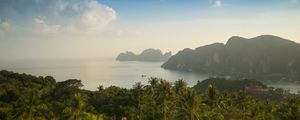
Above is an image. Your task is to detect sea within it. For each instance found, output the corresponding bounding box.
[0,58,299,93]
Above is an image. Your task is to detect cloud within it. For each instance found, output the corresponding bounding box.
[0,20,15,32]
[212,0,222,7]
[77,1,117,31]
[0,0,117,34]
[0,19,20,37]
[33,16,61,33]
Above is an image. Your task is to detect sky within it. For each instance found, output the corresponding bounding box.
[0,0,300,60]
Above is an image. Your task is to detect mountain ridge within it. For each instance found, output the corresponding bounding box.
[162,35,300,83]
[116,48,172,62]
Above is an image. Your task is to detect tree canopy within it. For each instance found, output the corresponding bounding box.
[0,70,299,120]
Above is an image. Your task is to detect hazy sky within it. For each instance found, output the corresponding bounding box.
[0,0,300,60]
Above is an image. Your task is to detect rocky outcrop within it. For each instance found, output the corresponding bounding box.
[116,49,172,62]
[162,35,300,82]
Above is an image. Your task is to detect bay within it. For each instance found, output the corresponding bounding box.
[0,58,208,90]
[0,58,299,93]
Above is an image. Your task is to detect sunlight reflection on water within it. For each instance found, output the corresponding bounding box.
[1,58,299,93]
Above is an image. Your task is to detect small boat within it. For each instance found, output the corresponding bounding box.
[141,75,147,77]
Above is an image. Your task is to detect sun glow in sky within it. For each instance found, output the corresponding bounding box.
[0,0,300,60]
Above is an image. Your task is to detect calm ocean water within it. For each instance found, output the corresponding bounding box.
[0,58,299,93]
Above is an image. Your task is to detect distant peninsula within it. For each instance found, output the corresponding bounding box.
[162,35,300,83]
[116,48,172,62]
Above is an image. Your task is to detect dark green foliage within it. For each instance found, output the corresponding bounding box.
[193,77,266,93]
[0,70,299,120]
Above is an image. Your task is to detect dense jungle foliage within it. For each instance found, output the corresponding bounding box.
[0,70,299,120]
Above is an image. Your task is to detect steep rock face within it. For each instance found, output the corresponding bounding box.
[162,35,300,82]
[116,49,172,62]
[163,52,172,59]
[116,51,137,61]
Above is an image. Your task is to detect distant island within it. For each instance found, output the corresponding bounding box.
[116,48,172,62]
[162,35,300,83]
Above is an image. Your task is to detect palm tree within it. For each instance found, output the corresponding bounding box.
[156,80,173,120]
[174,79,187,96]
[143,78,160,119]
[62,93,98,120]
[10,92,53,120]
[147,78,159,96]
[287,99,300,120]
[176,89,201,120]
[207,84,217,106]
[149,78,159,86]
[132,82,144,120]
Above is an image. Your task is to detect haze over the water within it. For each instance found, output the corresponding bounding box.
[0,0,300,60]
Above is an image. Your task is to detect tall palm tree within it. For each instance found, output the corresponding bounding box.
[147,78,159,95]
[207,84,217,106]
[132,82,144,120]
[288,99,300,120]
[174,79,187,96]
[156,80,173,120]
[177,89,201,120]
[144,78,160,119]
[62,93,98,120]
[10,92,52,120]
